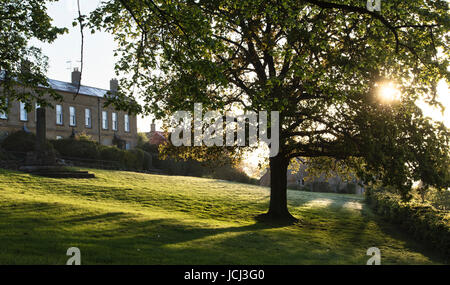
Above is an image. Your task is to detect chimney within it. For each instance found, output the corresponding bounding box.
[150,122,156,132]
[71,67,81,85]
[110,78,118,93]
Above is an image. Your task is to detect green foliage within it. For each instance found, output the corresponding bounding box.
[52,138,99,159]
[88,0,450,200]
[50,137,151,171]
[366,187,450,258]
[150,152,257,184]
[427,189,450,212]
[206,164,259,185]
[138,141,159,154]
[0,0,67,113]
[112,135,126,149]
[137,132,149,146]
[1,131,37,152]
[76,132,94,142]
[0,147,11,160]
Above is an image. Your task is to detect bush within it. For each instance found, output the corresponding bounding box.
[337,183,357,194]
[50,137,153,171]
[1,131,37,152]
[208,165,259,184]
[310,182,333,193]
[365,187,450,259]
[52,138,100,159]
[137,142,159,154]
[142,151,153,170]
[150,153,258,185]
[98,145,124,162]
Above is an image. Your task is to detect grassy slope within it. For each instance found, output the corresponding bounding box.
[0,168,445,265]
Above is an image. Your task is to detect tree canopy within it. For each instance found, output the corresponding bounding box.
[89,0,449,220]
[0,0,67,112]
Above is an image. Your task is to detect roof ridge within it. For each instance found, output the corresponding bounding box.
[48,77,109,92]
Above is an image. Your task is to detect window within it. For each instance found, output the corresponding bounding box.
[124,114,130,132]
[34,103,41,122]
[69,106,76,126]
[85,108,91,128]
[112,112,118,131]
[125,142,130,150]
[20,102,28,121]
[56,105,63,125]
[0,98,7,119]
[102,111,108,129]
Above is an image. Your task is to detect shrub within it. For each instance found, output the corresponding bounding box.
[98,145,124,162]
[365,187,450,259]
[337,183,357,194]
[1,131,37,152]
[209,165,258,184]
[137,142,159,154]
[310,182,333,193]
[137,132,149,146]
[52,138,99,159]
[125,149,145,170]
[50,137,152,171]
[142,151,153,170]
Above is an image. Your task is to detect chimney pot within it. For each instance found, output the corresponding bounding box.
[71,68,81,85]
[110,78,118,93]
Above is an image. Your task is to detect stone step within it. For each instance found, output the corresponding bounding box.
[31,171,95,179]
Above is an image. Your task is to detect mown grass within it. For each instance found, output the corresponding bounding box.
[0,168,445,264]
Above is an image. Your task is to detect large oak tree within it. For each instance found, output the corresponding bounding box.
[90,0,449,222]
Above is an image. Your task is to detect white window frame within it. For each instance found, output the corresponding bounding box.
[112,112,118,131]
[0,98,7,120]
[69,106,76,126]
[85,108,91,128]
[102,111,108,130]
[56,104,63,125]
[20,102,28,121]
[124,114,130,132]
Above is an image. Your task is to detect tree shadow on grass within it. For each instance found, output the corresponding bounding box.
[0,198,447,265]
[304,201,448,264]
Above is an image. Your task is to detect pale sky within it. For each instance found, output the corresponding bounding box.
[31,0,154,132]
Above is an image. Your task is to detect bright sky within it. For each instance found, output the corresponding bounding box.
[31,0,154,132]
[417,80,450,128]
[32,1,449,163]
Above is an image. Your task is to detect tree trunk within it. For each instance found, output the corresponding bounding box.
[259,153,297,223]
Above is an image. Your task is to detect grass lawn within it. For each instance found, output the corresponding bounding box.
[0,168,445,265]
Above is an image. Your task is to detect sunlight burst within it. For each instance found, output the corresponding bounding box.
[377,82,401,103]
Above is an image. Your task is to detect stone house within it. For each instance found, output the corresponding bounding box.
[0,69,138,149]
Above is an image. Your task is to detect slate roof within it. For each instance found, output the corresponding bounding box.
[47,78,109,98]
[0,70,110,98]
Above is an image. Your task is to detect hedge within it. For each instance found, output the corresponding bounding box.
[50,138,152,171]
[1,130,38,153]
[365,188,450,259]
